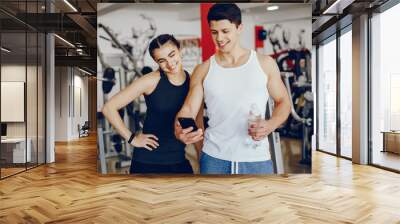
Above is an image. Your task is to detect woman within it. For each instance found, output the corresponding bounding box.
[102,34,193,174]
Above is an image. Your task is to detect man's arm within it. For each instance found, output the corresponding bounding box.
[193,101,205,159]
[175,61,210,144]
[177,62,208,118]
[250,55,291,140]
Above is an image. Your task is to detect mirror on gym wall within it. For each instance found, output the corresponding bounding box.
[96,3,313,175]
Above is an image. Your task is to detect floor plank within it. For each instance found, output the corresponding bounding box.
[0,135,399,223]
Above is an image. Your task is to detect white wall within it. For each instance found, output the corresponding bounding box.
[54,67,89,141]
[55,67,68,141]
[1,65,34,138]
[72,73,89,138]
[1,64,46,163]
[240,14,256,50]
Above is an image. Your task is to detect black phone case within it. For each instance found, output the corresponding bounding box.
[178,118,198,131]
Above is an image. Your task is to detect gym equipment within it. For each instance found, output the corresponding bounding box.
[280,72,312,165]
[278,71,312,139]
[114,142,123,153]
[258,29,267,40]
[98,23,136,67]
[97,43,117,94]
[126,102,134,117]
[111,134,123,153]
[97,111,104,121]
[266,99,285,174]
[141,66,153,75]
[115,154,131,169]
[102,67,116,94]
[98,14,156,77]
[118,108,125,119]
[111,134,122,143]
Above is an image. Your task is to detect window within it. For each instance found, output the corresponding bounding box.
[317,36,337,154]
[0,1,47,179]
[370,2,400,171]
[339,28,352,158]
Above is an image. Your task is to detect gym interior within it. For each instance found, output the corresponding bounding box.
[96,3,312,174]
[0,0,399,223]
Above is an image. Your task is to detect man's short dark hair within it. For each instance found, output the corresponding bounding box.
[207,3,242,27]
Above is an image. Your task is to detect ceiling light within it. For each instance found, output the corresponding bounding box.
[78,67,93,76]
[1,47,11,53]
[267,5,279,11]
[54,34,75,48]
[323,0,345,14]
[63,0,78,12]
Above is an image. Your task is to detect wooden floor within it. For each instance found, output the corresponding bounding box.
[280,137,311,173]
[1,167,26,178]
[372,150,400,171]
[1,135,400,223]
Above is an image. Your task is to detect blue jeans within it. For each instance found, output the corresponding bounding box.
[199,152,275,174]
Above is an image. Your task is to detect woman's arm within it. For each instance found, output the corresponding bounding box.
[101,73,157,143]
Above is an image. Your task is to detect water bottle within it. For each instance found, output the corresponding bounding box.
[245,103,261,149]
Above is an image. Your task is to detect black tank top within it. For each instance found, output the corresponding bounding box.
[132,69,190,164]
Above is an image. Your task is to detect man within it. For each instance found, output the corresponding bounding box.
[175,3,290,174]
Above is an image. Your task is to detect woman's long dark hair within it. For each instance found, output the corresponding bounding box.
[148,34,180,59]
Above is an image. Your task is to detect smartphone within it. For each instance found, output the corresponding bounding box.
[178,117,198,132]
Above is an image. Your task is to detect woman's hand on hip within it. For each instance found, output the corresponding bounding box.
[132,134,159,151]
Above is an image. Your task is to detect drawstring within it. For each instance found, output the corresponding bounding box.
[231,161,240,174]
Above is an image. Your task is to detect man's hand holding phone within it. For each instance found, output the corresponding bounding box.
[175,117,203,144]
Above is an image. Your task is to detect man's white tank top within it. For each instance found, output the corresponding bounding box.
[202,49,271,162]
